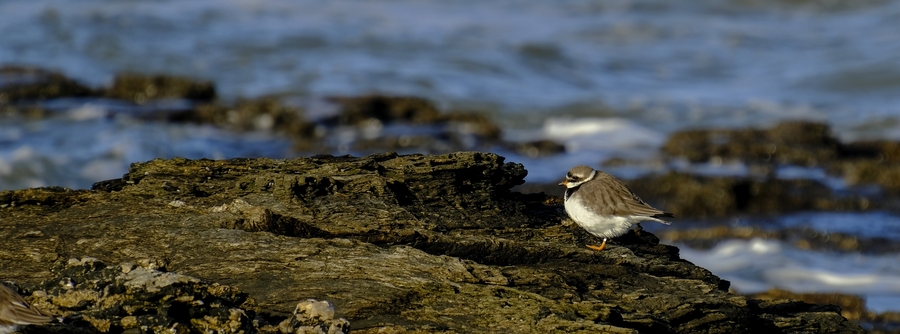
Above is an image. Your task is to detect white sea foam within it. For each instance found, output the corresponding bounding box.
[543,117,666,152]
[678,238,900,313]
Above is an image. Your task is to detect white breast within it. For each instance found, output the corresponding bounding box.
[564,194,639,239]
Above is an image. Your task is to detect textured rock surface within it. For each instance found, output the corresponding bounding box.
[1,152,862,333]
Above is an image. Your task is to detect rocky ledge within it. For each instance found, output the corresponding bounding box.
[1,152,861,333]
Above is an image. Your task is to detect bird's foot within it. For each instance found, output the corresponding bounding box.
[586,239,608,252]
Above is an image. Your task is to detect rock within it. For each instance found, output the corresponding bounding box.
[276,300,350,334]
[322,95,503,153]
[747,298,863,333]
[509,139,567,158]
[325,95,442,125]
[188,98,320,150]
[663,121,900,195]
[104,72,216,102]
[18,257,258,334]
[747,289,866,322]
[1,69,521,157]
[662,121,841,166]
[625,172,869,218]
[833,158,900,194]
[0,152,862,333]
[0,66,96,104]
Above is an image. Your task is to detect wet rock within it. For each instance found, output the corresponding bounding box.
[189,98,312,133]
[833,159,900,194]
[0,66,95,103]
[323,95,503,153]
[662,121,841,166]
[747,289,866,322]
[509,139,566,158]
[105,72,216,103]
[626,172,870,218]
[1,152,862,333]
[351,134,454,154]
[841,140,900,163]
[326,95,442,125]
[747,298,863,333]
[663,121,900,195]
[189,97,320,150]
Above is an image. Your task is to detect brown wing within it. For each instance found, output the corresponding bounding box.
[585,171,673,219]
[0,283,53,325]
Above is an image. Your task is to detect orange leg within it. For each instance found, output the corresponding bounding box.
[586,238,608,252]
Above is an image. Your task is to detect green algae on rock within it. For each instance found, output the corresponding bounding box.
[1,152,862,333]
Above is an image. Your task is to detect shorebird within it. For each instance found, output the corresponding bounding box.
[0,282,52,334]
[560,165,673,251]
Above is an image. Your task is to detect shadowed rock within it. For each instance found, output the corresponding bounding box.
[663,121,900,195]
[1,152,862,333]
[662,121,841,166]
[105,73,216,102]
[0,66,96,103]
[11,257,346,334]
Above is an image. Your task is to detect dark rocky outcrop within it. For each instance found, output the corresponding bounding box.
[0,66,96,103]
[188,97,320,151]
[1,152,861,333]
[104,73,217,102]
[662,121,841,166]
[663,120,900,194]
[510,139,567,158]
[325,95,443,126]
[325,95,503,143]
[625,173,872,218]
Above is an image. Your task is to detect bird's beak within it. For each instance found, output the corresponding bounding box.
[559,180,567,187]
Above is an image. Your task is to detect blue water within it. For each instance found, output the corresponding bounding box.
[2,0,899,138]
[679,237,900,313]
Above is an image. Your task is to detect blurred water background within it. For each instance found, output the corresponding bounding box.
[2,0,900,316]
